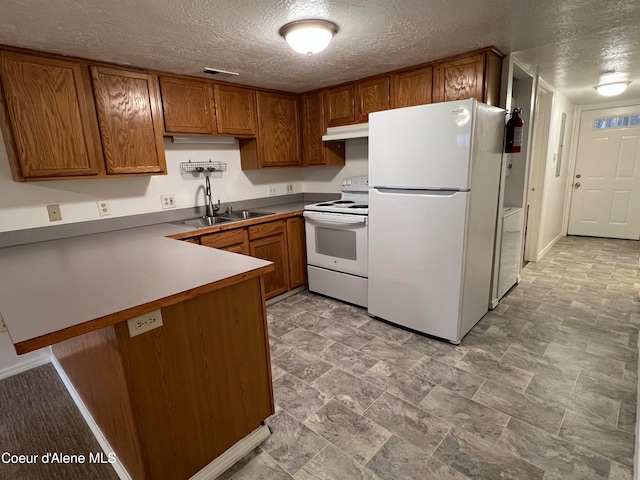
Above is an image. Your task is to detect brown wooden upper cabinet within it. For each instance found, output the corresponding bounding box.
[324,84,355,127]
[0,52,104,180]
[391,66,433,109]
[355,76,390,122]
[433,50,502,106]
[91,66,166,175]
[300,91,345,167]
[240,91,300,169]
[213,84,257,136]
[159,76,216,135]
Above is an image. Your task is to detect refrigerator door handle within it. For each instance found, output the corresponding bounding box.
[373,187,468,196]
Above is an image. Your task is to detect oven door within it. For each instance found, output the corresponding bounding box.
[303,211,368,278]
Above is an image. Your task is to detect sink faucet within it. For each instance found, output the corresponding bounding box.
[204,176,220,218]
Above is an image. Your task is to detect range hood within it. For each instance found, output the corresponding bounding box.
[322,123,369,141]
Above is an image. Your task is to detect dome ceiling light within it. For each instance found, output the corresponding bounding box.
[279,19,338,56]
[595,81,630,96]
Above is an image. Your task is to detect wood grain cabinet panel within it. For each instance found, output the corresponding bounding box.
[53,277,273,480]
[213,84,257,136]
[324,84,355,127]
[433,54,485,103]
[159,76,216,134]
[300,91,345,167]
[256,91,300,167]
[391,66,433,108]
[286,216,307,289]
[0,52,104,180]
[249,220,289,299]
[91,66,166,175]
[200,228,249,255]
[355,76,390,122]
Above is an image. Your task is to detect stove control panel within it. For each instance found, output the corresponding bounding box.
[341,175,369,192]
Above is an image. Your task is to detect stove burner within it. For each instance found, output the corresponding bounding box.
[349,205,368,209]
[315,203,335,206]
[333,200,355,204]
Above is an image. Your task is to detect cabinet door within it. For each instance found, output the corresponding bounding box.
[300,91,345,167]
[391,66,433,108]
[213,84,257,136]
[286,216,307,289]
[324,84,355,127]
[91,67,166,175]
[0,52,103,179]
[249,221,289,299]
[355,76,389,123]
[433,54,485,103]
[200,228,249,255]
[256,91,300,167]
[159,76,216,134]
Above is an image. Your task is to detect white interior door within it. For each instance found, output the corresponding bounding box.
[568,106,640,239]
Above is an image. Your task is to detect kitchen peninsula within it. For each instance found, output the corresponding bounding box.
[0,222,275,480]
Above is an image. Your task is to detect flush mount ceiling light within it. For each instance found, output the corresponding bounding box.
[279,19,338,56]
[595,81,630,96]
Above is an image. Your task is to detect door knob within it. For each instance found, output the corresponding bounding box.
[574,182,581,188]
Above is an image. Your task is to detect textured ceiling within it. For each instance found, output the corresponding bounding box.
[1,0,640,105]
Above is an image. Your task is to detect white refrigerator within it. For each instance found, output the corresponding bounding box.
[368,99,504,344]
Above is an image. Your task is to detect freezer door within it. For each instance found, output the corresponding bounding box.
[369,99,475,190]
[368,188,468,341]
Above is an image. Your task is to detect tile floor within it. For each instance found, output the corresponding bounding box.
[222,236,639,480]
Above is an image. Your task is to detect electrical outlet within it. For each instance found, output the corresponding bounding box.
[268,185,277,196]
[161,193,176,209]
[286,184,294,194]
[97,200,111,217]
[47,204,62,222]
[127,309,163,337]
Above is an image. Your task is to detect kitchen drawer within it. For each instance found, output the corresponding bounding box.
[249,220,285,240]
[200,228,248,249]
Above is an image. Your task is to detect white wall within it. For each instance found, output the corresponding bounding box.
[0,132,368,233]
[535,91,575,258]
[302,138,368,191]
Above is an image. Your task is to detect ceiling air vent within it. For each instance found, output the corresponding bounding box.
[203,67,239,76]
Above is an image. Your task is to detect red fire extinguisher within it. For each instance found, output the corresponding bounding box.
[505,108,523,153]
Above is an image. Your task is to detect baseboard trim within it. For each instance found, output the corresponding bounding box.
[266,286,307,306]
[535,233,563,263]
[51,355,132,480]
[0,355,51,380]
[189,424,271,480]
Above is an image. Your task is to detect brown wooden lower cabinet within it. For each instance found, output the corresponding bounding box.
[52,276,273,480]
[286,216,307,289]
[197,215,307,299]
[200,228,249,254]
[249,220,290,299]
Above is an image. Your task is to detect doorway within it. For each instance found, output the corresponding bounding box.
[568,106,640,240]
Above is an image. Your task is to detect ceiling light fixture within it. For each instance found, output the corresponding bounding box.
[279,19,338,56]
[595,81,630,96]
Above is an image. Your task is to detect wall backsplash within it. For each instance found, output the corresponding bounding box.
[0,133,368,233]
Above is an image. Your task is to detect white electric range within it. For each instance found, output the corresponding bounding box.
[303,176,369,307]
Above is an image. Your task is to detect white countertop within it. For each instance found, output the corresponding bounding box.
[0,222,272,352]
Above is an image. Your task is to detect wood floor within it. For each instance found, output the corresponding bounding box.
[223,236,639,480]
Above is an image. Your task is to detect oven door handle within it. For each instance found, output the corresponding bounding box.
[303,211,368,225]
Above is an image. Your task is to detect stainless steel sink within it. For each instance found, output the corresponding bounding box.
[221,210,274,220]
[173,216,233,228]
